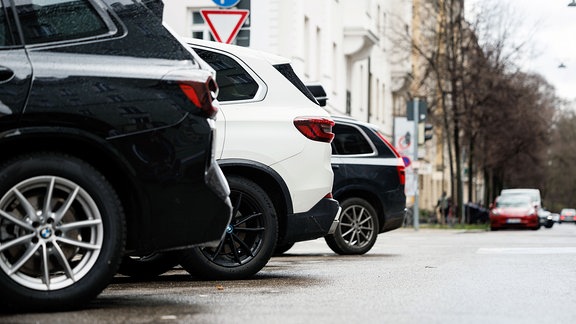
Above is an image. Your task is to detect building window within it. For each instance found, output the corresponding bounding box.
[315,26,321,81]
[190,8,214,41]
[304,16,310,78]
[346,90,351,115]
[332,42,338,94]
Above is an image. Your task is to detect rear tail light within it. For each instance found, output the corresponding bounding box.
[178,76,219,118]
[397,161,406,185]
[375,130,406,185]
[324,192,334,199]
[293,117,335,143]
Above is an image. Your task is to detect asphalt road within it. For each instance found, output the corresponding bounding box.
[3,224,576,323]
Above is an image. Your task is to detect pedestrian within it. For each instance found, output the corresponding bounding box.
[436,191,449,224]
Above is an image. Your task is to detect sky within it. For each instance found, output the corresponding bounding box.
[465,0,576,101]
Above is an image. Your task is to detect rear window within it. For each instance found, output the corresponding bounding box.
[194,48,259,102]
[14,0,111,45]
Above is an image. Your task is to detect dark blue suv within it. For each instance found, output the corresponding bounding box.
[327,116,406,254]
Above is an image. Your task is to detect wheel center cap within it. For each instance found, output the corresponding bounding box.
[40,227,53,239]
[226,224,234,234]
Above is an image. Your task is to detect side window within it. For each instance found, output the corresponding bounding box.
[194,48,259,102]
[332,124,374,155]
[14,0,110,45]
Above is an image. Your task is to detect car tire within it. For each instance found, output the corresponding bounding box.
[0,153,125,312]
[117,252,179,279]
[178,175,277,280]
[325,197,379,255]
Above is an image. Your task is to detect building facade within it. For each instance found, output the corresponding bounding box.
[163,0,412,138]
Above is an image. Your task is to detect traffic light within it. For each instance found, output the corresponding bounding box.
[424,124,433,141]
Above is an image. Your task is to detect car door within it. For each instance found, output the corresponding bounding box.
[0,0,32,122]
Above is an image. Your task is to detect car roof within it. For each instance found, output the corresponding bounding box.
[500,188,540,195]
[183,38,292,66]
[331,115,380,130]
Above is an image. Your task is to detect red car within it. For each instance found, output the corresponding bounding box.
[490,195,540,230]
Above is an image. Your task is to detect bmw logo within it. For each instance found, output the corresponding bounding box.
[226,224,234,234]
[40,227,53,239]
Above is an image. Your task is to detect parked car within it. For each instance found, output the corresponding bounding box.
[0,0,231,312]
[549,212,560,223]
[498,188,553,228]
[559,208,576,224]
[489,195,540,230]
[325,116,406,254]
[169,38,341,280]
[538,208,555,228]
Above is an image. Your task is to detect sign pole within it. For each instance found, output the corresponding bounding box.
[413,98,420,231]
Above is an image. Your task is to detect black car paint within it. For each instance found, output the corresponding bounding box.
[331,117,406,233]
[0,0,231,254]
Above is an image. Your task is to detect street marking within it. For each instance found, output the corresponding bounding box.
[477,247,576,254]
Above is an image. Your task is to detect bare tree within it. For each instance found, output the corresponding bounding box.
[544,108,576,210]
[389,0,559,220]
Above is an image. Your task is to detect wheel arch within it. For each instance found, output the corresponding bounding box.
[333,186,386,231]
[218,158,292,241]
[0,127,144,251]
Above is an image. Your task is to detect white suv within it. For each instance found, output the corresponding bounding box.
[176,38,340,279]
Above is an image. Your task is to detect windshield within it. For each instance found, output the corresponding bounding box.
[496,196,532,208]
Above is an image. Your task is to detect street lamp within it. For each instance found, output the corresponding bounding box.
[569,0,576,7]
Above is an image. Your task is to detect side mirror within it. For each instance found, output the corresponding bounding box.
[305,83,328,107]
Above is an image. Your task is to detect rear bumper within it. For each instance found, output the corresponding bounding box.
[380,209,406,233]
[379,187,407,233]
[279,197,341,245]
[198,162,233,247]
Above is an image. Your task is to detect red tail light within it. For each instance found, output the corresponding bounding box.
[397,161,406,185]
[324,192,334,199]
[178,76,219,118]
[293,117,335,143]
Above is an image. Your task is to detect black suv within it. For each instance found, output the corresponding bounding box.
[327,116,406,254]
[0,0,231,312]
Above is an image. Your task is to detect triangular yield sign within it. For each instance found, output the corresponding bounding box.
[200,9,249,44]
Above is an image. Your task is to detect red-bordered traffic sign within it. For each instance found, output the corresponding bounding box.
[200,9,249,44]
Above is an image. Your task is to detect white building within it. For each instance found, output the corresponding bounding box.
[162,0,413,138]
